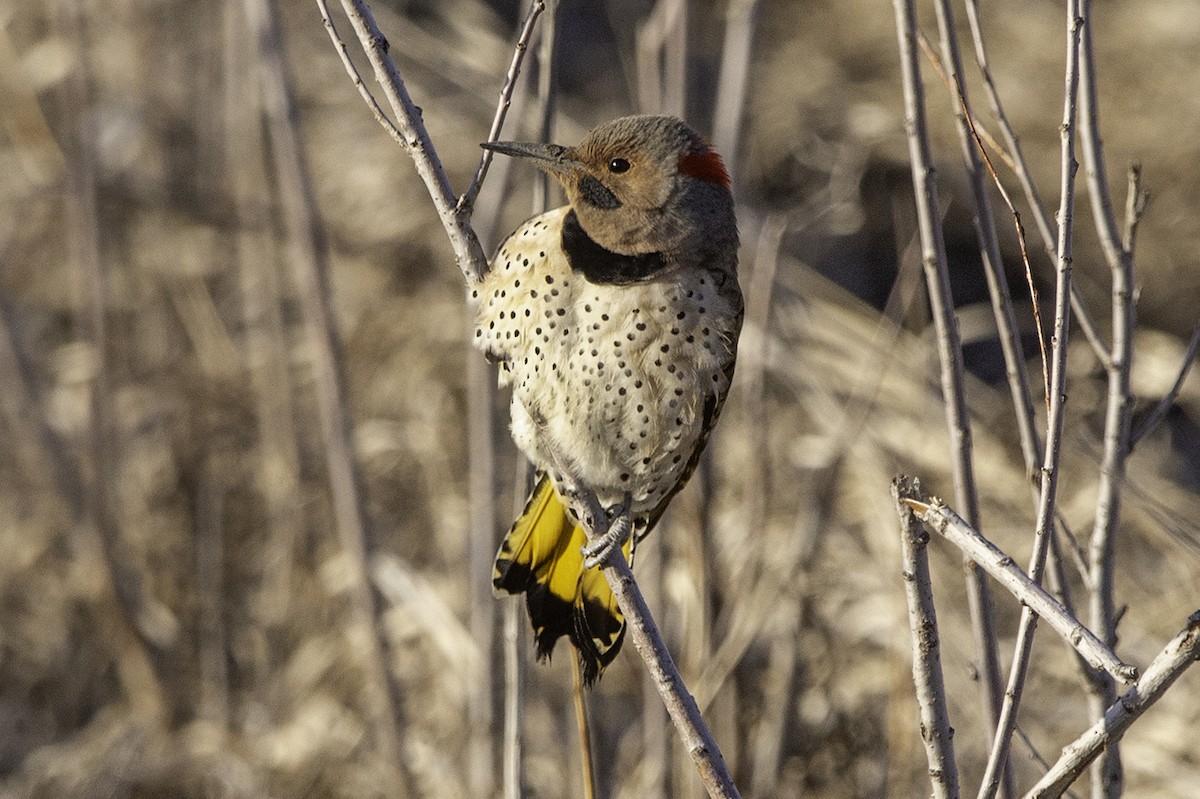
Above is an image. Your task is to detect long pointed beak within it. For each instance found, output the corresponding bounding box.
[480,140,582,174]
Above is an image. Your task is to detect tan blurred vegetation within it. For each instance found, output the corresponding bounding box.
[1,0,1198,797]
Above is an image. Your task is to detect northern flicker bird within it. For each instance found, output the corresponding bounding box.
[472,115,742,682]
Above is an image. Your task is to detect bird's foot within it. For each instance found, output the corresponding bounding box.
[582,496,632,569]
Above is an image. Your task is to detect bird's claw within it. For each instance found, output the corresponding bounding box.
[582,502,632,569]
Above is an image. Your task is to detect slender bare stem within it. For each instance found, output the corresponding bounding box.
[571,655,598,799]
[891,0,1006,748]
[901,496,1137,684]
[711,0,763,182]
[1078,2,1136,792]
[894,477,961,799]
[459,0,546,213]
[976,5,1085,796]
[1024,611,1200,799]
[327,0,490,283]
[961,0,1110,370]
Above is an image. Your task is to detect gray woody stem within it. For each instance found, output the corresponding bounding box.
[894,477,961,799]
[324,0,492,283]
[977,4,1084,796]
[1078,3,1137,793]
[546,459,741,799]
[891,0,1007,753]
[901,496,1137,684]
[1024,611,1200,799]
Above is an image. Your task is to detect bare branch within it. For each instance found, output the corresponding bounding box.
[977,4,1085,795]
[328,0,490,283]
[901,496,1137,684]
[960,0,1110,370]
[891,0,1006,747]
[1024,612,1200,799]
[1121,164,1148,254]
[459,1,546,213]
[1078,2,1137,791]
[894,477,961,799]
[543,450,741,799]
[315,0,405,144]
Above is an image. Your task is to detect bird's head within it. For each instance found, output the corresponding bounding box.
[482,115,735,258]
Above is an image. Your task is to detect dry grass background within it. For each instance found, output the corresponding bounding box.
[1,0,1199,797]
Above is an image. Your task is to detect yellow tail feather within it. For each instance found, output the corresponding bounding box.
[493,474,631,683]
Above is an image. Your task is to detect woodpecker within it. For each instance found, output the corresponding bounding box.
[472,115,742,683]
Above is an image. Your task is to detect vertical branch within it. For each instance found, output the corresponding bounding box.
[1077,3,1135,794]
[930,0,1040,483]
[636,0,688,117]
[460,0,547,212]
[326,0,490,283]
[977,4,1084,795]
[890,0,1006,746]
[245,0,408,787]
[960,0,1110,368]
[466,328,496,799]
[894,477,961,799]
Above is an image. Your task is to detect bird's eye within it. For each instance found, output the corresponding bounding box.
[608,158,631,174]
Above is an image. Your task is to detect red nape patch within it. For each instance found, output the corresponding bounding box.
[677,150,730,188]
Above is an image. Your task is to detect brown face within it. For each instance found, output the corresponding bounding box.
[483,115,733,256]
[566,133,677,213]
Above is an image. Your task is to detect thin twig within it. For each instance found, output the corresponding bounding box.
[901,496,1137,684]
[225,0,302,626]
[545,452,741,799]
[248,0,409,787]
[918,26,1047,432]
[894,477,961,799]
[1024,611,1200,799]
[1121,164,1148,255]
[1130,323,1200,447]
[960,0,1111,371]
[891,0,1007,750]
[977,5,1085,796]
[328,0,490,283]
[315,0,405,145]
[459,0,546,214]
[571,655,598,799]
[1078,2,1137,792]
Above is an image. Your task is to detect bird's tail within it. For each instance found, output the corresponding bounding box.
[493,474,629,684]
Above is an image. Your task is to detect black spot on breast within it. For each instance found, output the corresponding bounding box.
[561,211,669,286]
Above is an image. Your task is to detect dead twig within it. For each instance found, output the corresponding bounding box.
[977,5,1085,796]
[891,0,1007,751]
[893,477,961,799]
[900,495,1137,684]
[960,0,1111,371]
[1024,611,1200,799]
[459,0,546,213]
[1130,323,1200,447]
[1078,2,1137,791]
[324,0,490,283]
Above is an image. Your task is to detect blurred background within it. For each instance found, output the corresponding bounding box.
[1,0,1198,796]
